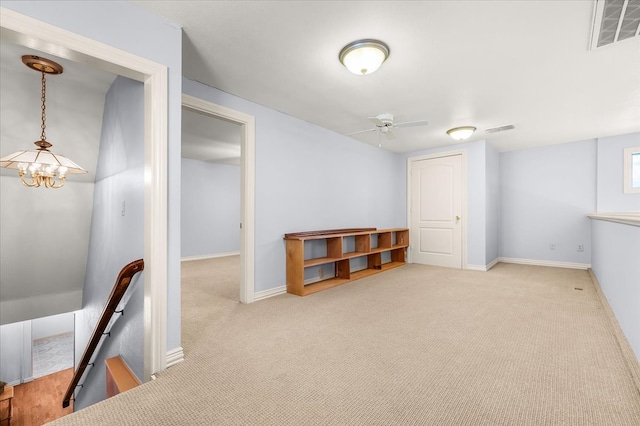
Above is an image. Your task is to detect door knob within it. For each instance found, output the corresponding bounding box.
[455,215,461,220]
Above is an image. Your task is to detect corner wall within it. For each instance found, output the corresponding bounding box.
[499,139,596,266]
[74,76,145,410]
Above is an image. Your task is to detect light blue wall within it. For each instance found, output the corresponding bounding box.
[499,139,596,264]
[183,78,399,292]
[181,159,240,257]
[74,76,145,410]
[591,220,640,360]
[397,140,490,268]
[596,132,640,212]
[591,131,640,361]
[2,0,183,353]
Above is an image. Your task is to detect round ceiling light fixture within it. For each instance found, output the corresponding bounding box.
[339,39,389,75]
[447,126,476,141]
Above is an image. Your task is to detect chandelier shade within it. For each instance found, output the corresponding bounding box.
[0,55,87,188]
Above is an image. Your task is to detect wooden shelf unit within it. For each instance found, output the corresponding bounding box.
[285,228,409,296]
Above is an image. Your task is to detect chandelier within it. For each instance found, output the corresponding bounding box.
[0,55,87,188]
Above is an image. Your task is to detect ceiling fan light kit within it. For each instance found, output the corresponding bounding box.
[447,126,476,141]
[0,55,87,188]
[339,39,389,75]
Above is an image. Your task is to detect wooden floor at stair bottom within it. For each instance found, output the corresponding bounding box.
[10,368,73,426]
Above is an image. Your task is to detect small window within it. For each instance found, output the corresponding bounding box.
[624,147,640,194]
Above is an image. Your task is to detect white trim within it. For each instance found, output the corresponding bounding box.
[486,257,500,270]
[498,257,591,270]
[180,252,240,262]
[406,150,468,269]
[254,286,287,301]
[623,147,640,194]
[165,346,184,368]
[181,94,256,304]
[465,258,499,272]
[465,264,488,272]
[0,7,169,381]
[589,0,605,50]
[588,212,640,227]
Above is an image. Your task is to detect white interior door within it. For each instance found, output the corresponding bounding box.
[410,154,462,268]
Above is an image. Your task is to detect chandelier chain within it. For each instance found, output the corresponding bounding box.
[41,71,47,141]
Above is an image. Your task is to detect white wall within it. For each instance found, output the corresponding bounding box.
[181,159,240,258]
[596,132,640,212]
[499,139,596,265]
[2,0,183,355]
[31,312,74,340]
[0,321,31,385]
[183,78,400,292]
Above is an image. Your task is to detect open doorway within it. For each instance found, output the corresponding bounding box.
[181,95,255,304]
[1,7,168,381]
[31,313,75,379]
[180,106,242,305]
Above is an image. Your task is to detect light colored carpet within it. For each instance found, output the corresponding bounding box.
[49,258,640,425]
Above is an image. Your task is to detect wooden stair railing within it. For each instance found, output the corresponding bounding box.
[62,259,144,408]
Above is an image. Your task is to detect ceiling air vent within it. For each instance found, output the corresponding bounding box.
[590,0,640,49]
[485,124,515,134]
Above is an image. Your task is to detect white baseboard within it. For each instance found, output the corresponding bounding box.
[499,257,591,270]
[166,346,184,368]
[465,264,488,272]
[465,258,499,272]
[486,258,500,270]
[181,251,240,262]
[254,285,286,301]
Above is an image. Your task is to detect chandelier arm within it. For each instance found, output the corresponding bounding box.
[19,171,41,188]
[46,176,66,189]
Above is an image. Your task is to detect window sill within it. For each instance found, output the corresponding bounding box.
[588,212,640,227]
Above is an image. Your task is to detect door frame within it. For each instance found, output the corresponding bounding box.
[181,94,256,304]
[1,7,168,380]
[407,150,468,269]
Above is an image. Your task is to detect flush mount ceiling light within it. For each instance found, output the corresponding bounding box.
[339,39,389,75]
[447,126,476,141]
[0,55,87,188]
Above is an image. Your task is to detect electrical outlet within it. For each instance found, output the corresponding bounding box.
[577,244,584,252]
[549,243,556,250]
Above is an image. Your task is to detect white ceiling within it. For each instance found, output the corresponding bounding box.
[133,0,640,153]
[182,108,241,165]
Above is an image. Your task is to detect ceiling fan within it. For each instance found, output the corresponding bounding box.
[347,113,428,140]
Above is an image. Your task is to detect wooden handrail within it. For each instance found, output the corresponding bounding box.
[62,259,144,408]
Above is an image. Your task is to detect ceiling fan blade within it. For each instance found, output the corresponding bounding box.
[394,120,429,128]
[368,116,385,127]
[346,128,377,136]
[384,129,396,140]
